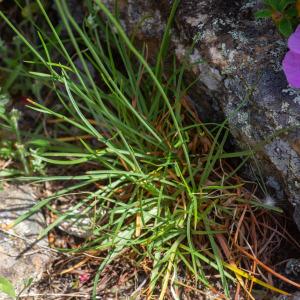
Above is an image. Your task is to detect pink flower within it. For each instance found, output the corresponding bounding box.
[79,272,90,284]
[288,25,300,54]
[283,25,300,88]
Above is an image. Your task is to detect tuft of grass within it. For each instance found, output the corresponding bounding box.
[0,1,297,298]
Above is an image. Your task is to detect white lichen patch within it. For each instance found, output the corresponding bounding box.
[229,30,249,45]
[265,140,289,175]
[223,98,254,139]
[265,110,283,130]
[143,10,165,33]
[281,101,290,112]
[219,44,239,74]
[211,17,232,32]
[185,14,208,27]
[227,49,238,64]
[127,4,165,37]
[282,87,300,104]
[265,140,300,187]
[237,111,249,124]
[201,29,218,43]
[270,40,287,72]
[241,0,258,9]
[288,115,299,126]
[293,96,300,104]
[282,87,300,96]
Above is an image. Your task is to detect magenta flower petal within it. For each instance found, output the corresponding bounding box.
[288,25,300,54]
[283,50,300,88]
[79,273,90,284]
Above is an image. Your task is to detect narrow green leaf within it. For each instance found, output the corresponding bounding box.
[0,277,16,299]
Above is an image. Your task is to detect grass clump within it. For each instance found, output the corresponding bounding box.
[0,1,297,298]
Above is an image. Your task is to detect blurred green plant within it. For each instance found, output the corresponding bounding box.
[0,276,16,300]
[0,89,48,175]
[0,90,29,174]
[0,276,33,300]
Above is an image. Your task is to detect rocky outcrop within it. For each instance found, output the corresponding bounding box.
[0,185,51,299]
[102,0,300,228]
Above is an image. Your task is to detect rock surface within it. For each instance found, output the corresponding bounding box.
[273,292,300,300]
[102,0,300,228]
[0,185,51,299]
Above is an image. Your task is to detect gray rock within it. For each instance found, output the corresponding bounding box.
[102,0,300,228]
[291,292,300,300]
[58,206,93,238]
[272,292,300,300]
[0,185,51,299]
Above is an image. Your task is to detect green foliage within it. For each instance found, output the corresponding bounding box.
[0,89,46,175]
[0,276,33,300]
[0,277,16,299]
[256,0,299,36]
[0,91,26,169]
